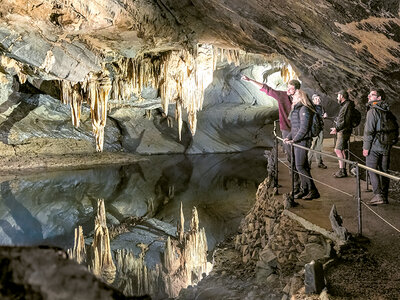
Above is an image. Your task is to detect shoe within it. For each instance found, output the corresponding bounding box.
[302,190,320,200]
[333,169,347,178]
[318,163,327,169]
[368,194,386,205]
[294,190,308,199]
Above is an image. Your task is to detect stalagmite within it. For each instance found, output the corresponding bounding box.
[91,199,116,284]
[67,226,86,264]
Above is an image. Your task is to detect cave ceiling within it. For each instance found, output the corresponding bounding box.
[0,0,399,104]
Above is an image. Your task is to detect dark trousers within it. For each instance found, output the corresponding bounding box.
[366,150,390,198]
[282,130,300,190]
[294,144,317,193]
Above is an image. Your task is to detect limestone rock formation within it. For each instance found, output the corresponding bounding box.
[1,1,399,155]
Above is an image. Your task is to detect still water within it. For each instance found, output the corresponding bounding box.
[0,149,269,295]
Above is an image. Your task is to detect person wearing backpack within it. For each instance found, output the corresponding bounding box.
[308,94,328,169]
[363,88,398,205]
[330,90,354,178]
[284,90,320,200]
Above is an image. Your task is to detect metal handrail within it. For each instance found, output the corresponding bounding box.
[273,121,400,236]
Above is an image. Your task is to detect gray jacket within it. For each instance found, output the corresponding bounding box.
[363,101,391,154]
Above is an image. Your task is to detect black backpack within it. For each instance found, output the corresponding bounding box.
[376,109,399,146]
[311,111,324,137]
[351,107,361,128]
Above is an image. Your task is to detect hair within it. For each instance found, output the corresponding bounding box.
[376,88,386,100]
[294,89,316,112]
[288,79,301,90]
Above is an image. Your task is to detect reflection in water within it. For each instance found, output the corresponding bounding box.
[0,149,268,297]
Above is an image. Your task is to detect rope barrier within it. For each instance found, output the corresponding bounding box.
[277,158,354,198]
[361,201,400,234]
[273,122,400,235]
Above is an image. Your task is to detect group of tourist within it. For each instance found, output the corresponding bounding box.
[241,74,398,206]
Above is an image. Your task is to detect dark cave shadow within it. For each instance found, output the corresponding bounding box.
[0,93,39,144]
[0,181,43,245]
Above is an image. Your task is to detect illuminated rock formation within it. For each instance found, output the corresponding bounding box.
[67,226,86,264]
[90,199,116,284]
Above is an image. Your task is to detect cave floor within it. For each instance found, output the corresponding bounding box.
[277,137,400,299]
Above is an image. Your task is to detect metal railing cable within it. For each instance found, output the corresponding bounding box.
[277,157,353,198]
[273,122,400,236]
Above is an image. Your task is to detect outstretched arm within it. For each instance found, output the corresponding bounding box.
[241,75,264,89]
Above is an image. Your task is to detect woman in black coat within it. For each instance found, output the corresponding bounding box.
[284,90,320,200]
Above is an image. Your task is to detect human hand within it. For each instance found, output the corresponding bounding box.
[363,149,369,157]
[323,112,328,118]
[241,75,250,81]
[330,128,336,135]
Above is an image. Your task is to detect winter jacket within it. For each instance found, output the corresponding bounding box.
[315,105,324,118]
[287,102,313,145]
[335,99,354,134]
[363,101,392,154]
[260,84,292,131]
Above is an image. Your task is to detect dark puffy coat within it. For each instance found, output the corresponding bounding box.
[363,101,392,154]
[287,102,313,145]
[335,99,354,134]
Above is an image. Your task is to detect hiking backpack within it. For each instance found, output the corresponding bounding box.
[376,109,399,146]
[311,111,324,137]
[351,107,361,128]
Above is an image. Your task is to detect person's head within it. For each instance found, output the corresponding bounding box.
[312,94,321,105]
[368,88,385,102]
[287,79,301,96]
[336,89,349,104]
[293,89,315,111]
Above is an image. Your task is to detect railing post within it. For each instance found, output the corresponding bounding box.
[274,134,279,192]
[355,163,362,236]
[365,170,371,192]
[291,143,295,199]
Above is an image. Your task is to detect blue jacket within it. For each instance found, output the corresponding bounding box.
[287,102,313,145]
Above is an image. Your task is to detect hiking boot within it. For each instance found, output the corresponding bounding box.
[302,190,320,200]
[318,162,327,169]
[294,190,308,199]
[333,168,347,178]
[368,194,387,206]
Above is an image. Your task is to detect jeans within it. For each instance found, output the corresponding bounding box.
[294,141,318,193]
[366,150,390,198]
[308,131,324,164]
[282,130,300,190]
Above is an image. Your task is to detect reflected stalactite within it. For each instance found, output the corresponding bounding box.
[112,204,211,298]
[90,199,116,284]
[115,249,164,297]
[69,200,211,298]
[67,225,86,264]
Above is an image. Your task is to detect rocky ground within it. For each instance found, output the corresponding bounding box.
[177,177,400,300]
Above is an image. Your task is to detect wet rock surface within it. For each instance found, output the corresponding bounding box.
[0,246,148,300]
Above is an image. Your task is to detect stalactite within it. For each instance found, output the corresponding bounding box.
[91,199,116,284]
[60,80,83,127]
[281,63,298,83]
[87,72,111,152]
[67,226,86,264]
